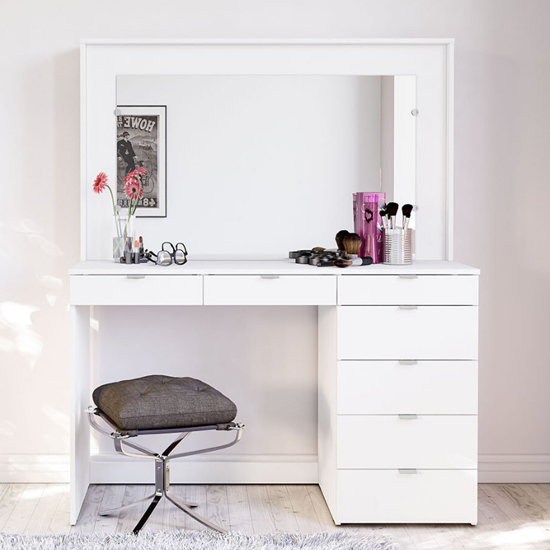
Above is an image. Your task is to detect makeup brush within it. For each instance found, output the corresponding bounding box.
[380,210,387,230]
[334,258,352,268]
[343,233,363,265]
[335,229,350,251]
[402,204,413,230]
[386,202,399,229]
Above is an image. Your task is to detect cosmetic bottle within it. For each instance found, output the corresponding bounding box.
[133,239,140,264]
[353,191,385,263]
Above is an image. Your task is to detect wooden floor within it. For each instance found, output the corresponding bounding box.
[0,484,549,549]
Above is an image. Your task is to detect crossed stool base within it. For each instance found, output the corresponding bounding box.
[87,407,244,534]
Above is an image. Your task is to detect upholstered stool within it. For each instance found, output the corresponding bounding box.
[87,375,244,534]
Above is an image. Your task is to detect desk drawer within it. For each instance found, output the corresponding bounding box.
[337,361,478,414]
[338,275,478,305]
[337,306,478,360]
[203,275,336,305]
[337,469,477,524]
[337,415,477,469]
[70,275,203,305]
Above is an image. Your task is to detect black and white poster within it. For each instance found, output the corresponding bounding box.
[116,105,167,217]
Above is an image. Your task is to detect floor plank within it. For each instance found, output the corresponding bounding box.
[48,484,70,534]
[94,484,125,533]
[286,484,323,533]
[1,482,550,549]
[24,484,66,535]
[308,485,338,532]
[246,485,275,533]
[205,485,230,532]
[0,484,26,531]
[2,484,46,533]
[481,484,548,550]
[70,484,105,534]
[226,485,254,534]
[182,484,208,531]
[265,485,300,533]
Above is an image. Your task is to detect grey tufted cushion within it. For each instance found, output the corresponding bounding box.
[92,375,237,431]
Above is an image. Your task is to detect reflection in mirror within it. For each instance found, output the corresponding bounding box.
[116,75,415,258]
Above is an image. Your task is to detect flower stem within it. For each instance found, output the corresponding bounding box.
[124,176,142,238]
[106,185,121,238]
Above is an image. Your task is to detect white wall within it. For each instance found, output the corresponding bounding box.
[2,0,550,483]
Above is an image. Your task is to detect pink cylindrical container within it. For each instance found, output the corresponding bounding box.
[352,192,385,263]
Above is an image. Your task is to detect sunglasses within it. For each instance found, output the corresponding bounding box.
[146,242,188,266]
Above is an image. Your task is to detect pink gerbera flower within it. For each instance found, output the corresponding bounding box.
[93,172,108,194]
[135,166,148,176]
[124,175,144,201]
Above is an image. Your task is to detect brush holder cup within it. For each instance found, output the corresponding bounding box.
[383,228,412,265]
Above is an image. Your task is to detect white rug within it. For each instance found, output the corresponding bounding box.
[0,531,398,550]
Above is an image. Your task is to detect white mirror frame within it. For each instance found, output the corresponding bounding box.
[81,39,454,261]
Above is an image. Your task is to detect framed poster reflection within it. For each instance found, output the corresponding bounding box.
[116,105,167,217]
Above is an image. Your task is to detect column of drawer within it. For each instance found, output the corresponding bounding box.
[335,275,478,524]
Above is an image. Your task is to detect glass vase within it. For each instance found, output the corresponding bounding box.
[112,213,124,263]
[112,212,136,262]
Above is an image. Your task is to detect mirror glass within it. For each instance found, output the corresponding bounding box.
[116,75,416,258]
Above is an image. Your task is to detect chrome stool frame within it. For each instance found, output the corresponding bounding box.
[86,407,244,534]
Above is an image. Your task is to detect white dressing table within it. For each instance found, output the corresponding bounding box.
[74,39,479,527]
[70,259,479,525]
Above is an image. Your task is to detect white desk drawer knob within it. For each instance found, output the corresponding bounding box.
[398,414,418,420]
[398,468,418,474]
[399,360,418,365]
[126,275,146,279]
[260,275,280,280]
[399,305,418,310]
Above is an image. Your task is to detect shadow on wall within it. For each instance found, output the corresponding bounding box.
[0,49,80,459]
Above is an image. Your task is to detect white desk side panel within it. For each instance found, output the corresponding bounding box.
[318,306,339,523]
[70,306,90,525]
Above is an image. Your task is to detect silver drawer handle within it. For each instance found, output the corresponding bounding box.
[399,275,418,279]
[399,305,418,310]
[399,360,418,366]
[260,275,280,280]
[398,414,418,420]
[399,469,418,474]
[127,275,146,280]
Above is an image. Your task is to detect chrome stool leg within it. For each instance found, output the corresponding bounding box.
[166,491,227,534]
[87,409,244,535]
[133,494,162,535]
[99,493,157,516]
[131,458,165,534]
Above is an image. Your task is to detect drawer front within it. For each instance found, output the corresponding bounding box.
[337,415,477,469]
[70,275,203,305]
[204,275,336,305]
[337,361,478,414]
[338,275,478,305]
[337,469,477,524]
[337,306,478,360]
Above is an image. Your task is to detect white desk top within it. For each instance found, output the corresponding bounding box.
[70,259,479,276]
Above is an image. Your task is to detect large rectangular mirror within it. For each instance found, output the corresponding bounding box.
[116,75,416,258]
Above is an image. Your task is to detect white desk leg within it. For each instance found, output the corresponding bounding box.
[70,305,90,525]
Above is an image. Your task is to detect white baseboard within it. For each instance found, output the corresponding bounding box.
[90,454,318,484]
[4,453,550,484]
[479,454,550,483]
[0,454,70,483]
